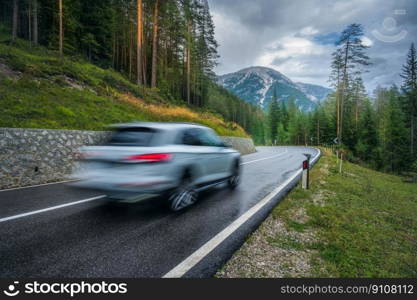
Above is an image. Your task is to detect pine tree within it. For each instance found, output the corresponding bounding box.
[268,88,280,144]
[280,101,289,131]
[287,98,303,145]
[351,76,367,130]
[310,106,331,146]
[356,99,378,164]
[330,23,370,146]
[329,49,343,142]
[400,43,417,156]
[384,87,410,173]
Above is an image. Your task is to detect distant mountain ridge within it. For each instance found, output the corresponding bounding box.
[217,66,332,111]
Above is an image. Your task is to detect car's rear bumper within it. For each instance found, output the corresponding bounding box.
[69,175,176,200]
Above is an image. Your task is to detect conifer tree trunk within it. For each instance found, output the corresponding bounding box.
[129,21,133,79]
[58,0,63,55]
[336,88,340,141]
[112,31,116,69]
[411,115,414,155]
[136,0,143,85]
[12,0,18,41]
[142,26,147,86]
[340,41,350,145]
[335,67,341,144]
[33,0,38,44]
[355,97,359,129]
[151,0,159,88]
[186,20,191,105]
[28,0,32,44]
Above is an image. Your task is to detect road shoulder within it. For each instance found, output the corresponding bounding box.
[216,148,417,278]
[216,149,328,278]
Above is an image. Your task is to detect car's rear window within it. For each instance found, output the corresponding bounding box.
[108,127,157,146]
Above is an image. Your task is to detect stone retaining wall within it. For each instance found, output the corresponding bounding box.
[222,136,256,155]
[0,128,256,190]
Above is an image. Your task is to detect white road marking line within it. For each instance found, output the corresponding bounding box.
[241,150,288,165]
[0,179,77,193]
[0,195,106,223]
[163,148,320,278]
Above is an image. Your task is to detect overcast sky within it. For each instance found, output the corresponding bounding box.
[208,0,417,92]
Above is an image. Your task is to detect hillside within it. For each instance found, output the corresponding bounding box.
[218,149,417,277]
[0,41,248,137]
[217,66,332,111]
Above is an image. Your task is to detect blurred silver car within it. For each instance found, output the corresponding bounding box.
[72,122,241,211]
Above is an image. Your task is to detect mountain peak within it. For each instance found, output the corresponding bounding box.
[217,67,332,111]
[237,66,280,73]
[223,66,293,84]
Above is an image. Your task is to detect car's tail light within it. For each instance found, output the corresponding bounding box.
[123,153,173,163]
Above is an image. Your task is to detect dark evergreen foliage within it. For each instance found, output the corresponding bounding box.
[0,0,265,141]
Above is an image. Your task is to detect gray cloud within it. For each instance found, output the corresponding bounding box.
[271,56,293,65]
[209,0,417,92]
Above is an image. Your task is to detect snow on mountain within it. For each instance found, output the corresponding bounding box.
[296,82,332,104]
[217,66,332,112]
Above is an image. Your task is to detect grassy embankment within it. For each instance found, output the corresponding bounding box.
[218,149,417,277]
[0,39,247,137]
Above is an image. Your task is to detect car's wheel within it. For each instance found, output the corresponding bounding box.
[168,173,198,211]
[228,161,240,189]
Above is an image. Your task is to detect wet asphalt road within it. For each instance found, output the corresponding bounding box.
[0,146,319,278]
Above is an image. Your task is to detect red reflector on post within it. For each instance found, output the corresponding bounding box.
[124,153,172,163]
[303,160,309,170]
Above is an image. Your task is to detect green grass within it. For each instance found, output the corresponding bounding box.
[286,220,308,233]
[272,149,417,277]
[0,39,247,137]
[267,235,306,251]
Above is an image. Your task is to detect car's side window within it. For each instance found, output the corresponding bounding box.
[180,128,224,147]
[108,127,156,146]
[181,129,202,146]
[199,129,224,147]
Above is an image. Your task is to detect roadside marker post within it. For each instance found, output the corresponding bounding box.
[302,154,311,189]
